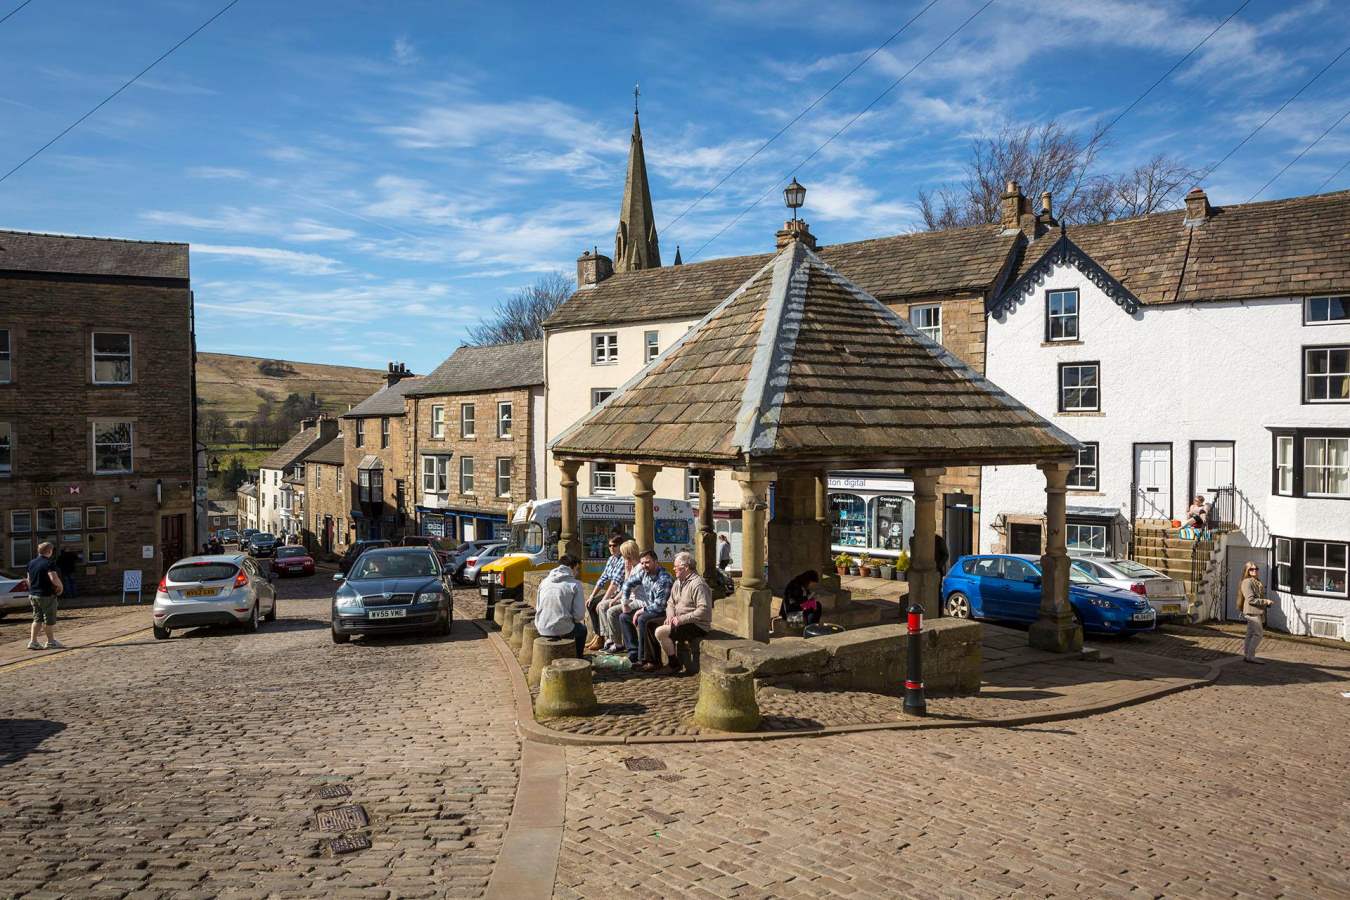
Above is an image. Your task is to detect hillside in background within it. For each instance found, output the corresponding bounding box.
[196,352,385,424]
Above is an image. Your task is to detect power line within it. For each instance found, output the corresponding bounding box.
[0,0,242,185]
[690,0,996,260]
[661,0,942,234]
[1246,104,1350,202]
[0,0,35,28]
[1317,157,1350,192]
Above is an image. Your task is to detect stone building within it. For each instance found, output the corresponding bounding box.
[303,433,346,556]
[342,364,419,542]
[0,229,195,591]
[257,417,338,537]
[205,499,237,533]
[405,342,545,542]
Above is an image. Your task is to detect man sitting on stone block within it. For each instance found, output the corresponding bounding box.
[654,551,711,675]
[620,550,672,671]
[535,554,588,658]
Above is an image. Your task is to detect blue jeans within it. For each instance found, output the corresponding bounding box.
[621,610,664,664]
[566,621,587,658]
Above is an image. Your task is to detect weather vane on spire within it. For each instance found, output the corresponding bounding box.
[634,83,640,115]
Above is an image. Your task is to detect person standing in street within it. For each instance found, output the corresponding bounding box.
[27,542,65,651]
[717,533,733,570]
[1239,561,1273,664]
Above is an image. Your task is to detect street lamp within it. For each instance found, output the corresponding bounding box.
[784,177,806,221]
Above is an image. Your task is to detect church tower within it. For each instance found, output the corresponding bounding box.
[614,87,661,272]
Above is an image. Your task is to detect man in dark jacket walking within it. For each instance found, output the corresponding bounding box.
[27,542,65,651]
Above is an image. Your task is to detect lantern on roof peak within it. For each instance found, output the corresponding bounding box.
[784,177,806,221]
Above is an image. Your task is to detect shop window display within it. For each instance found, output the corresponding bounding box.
[830,494,867,548]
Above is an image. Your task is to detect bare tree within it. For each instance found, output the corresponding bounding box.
[202,410,231,444]
[1104,154,1201,220]
[467,271,575,345]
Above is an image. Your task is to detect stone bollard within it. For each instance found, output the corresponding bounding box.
[491,599,510,631]
[509,611,535,654]
[535,658,599,718]
[693,663,761,732]
[500,601,526,638]
[529,637,575,690]
[517,619,541,668]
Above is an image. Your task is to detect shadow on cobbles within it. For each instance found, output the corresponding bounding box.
[0,719,66,767]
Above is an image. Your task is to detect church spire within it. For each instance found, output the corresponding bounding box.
[614,85,661,272]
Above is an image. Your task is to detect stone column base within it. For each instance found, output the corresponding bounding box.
[712,585,771,643]
[1028,616,1084,653]
[906,569,940,618]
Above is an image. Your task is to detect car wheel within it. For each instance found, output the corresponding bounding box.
[331,626,350,644]
[265,598,277,622]
[245,603,260,633]
[437,607,452,636]
[153,624,171,640]
[945,592,973,619]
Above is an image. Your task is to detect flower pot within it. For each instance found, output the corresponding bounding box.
[879,565,894,580]
[860,566,872,577]
[848,567,860,576]
[836,566,848,576]
[898,571,908,582]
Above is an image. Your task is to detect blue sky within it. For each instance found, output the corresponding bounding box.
[2,0,1349,372]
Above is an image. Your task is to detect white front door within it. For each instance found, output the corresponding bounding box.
[1134,444,1172,519]
[1192,441,1235,494]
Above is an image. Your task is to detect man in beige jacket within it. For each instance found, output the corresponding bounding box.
[654,552,712,674]
[1239,561,1273,664]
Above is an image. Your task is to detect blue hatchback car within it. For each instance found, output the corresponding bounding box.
[941,554,1156,635]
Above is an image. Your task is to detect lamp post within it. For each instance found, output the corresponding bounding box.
[784,177,806,221]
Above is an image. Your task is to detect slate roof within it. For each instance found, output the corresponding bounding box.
[237,483,257,498]
[1004,189,1350,306]
[0,229,189,280]
[307,435,345,465]
[260,427,331,470]
[551,241,1078,470]
[545,224,1015,329]
[405,341,543,397]
[344,376,422,418]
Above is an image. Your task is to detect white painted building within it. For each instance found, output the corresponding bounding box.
[981,188,1350,639]
[257,417,338,539]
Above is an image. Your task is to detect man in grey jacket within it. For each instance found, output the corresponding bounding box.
[535,554,588,658]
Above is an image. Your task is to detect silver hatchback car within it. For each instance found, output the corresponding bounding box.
[152,553,277,640]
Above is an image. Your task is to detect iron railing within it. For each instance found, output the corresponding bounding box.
[1205,484,1273,621]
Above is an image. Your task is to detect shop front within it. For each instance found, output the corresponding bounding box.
[826,471,915,560]
[417,506,508,544]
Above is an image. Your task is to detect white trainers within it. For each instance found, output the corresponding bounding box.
[44,639,65,650]
[26,641,41,650]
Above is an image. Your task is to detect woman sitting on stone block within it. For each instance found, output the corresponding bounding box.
[780,570,822,627]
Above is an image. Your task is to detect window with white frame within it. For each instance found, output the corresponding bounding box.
[354,419,364,448]
[910,304,941,344]
[431,405,445,439]
[422,455,449,493]
[92,421,133,473]
[461,403,476,438]
[1304,346,1349,402]
[1304,436,1348,497]
[496,457,512,497]
[0,422,10,476]
[0,329,10,382]
[1058,363,1100,412]
[1067,442,1098,490]
[459,456,475,493]
[380,417,390,449]
[686,468,700,500]
[591,388,614,408]
[1275,435,1294,495]
[1046,289,1080,341]
[592,332,618,365]
[497,401,512,439]
[91,332,132,384]
[1066,522,1107,557]
[1274,537,1293,591]
[591,462,616,494]
[1306,296,1350,324]
[644,330,660,363]
[1304,541,1348,596]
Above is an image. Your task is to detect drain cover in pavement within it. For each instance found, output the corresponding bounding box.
[641,807,677,825]
[318,785,352,799]
[314,805,369,832]
[329,833,372,855]
[623,757,666,772]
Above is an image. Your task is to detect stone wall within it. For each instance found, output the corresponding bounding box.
[342,409,412,541]
[304,460,349,557]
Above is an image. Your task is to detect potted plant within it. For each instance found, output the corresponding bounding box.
[858,554,876,577]
[878,559,895,580]
[847,556,861,576]
[833,552,852,577]
[895,551,910,583]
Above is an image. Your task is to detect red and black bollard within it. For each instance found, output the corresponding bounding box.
[903,601,926,717]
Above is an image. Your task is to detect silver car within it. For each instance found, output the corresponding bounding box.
[461,542,507,585]
[0,572,29,617]
[152,553,277,640]
[1071,557,1191,622]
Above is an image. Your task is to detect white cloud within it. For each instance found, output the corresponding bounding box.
[393,36,420,66]
[186,166,249,180]
[141,206,357,244]
[191,244,347,276]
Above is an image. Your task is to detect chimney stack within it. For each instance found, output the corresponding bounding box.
[775,218,818,251]
[1000,180,1040,237]
[1184,187,1212,225]
[386,362,413,387]
[576,248,614,288]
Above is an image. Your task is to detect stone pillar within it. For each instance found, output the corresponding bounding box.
[628,464,660,552]
[712,470,774,642]
[556,459,583,561]
[814,471,843,595]
[907,467,944,618]
[696,469,717,578]
[767,471,817,595]
[1029,461,1084,653]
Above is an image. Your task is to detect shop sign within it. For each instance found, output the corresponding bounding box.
[827,475,913,493]
[580,499,635,519]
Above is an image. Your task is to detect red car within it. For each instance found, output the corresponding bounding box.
[270,546,316,577]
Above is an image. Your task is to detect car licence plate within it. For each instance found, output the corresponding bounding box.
[1132,612,1154,621]
[183,587,218,598]
[368,608,406,619]
[1161,604,1181,614]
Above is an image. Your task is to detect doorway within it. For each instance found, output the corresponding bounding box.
[1133,443,1173,520]
[1191,441,1235,496]
[160,514,185,576]
[943,492,973,569]
[1009,523,1042,555]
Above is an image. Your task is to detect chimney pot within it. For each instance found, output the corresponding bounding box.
[1184,187,1212,224]
[1040,192,1053,217]
[775,218,818,251]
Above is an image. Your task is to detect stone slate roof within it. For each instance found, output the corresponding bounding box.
[306,435,345,465]
[237,483,257,498]
[552,241,1078,470]
[545,224,1015,329]
[405,341,543,397]
[0,229,189,280]
[343,377,422,418]
[1005,189,1350,305]
[260,427,330,470]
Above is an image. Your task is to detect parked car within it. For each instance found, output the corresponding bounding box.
[240,529,259,550]
[941,553,1156,636]
[248,532,280,558]
[151,554,277,640]
[270,545,316,578]
[461,542,508,586]
[1069,557,1191,622]
[330,547,453,643]
[218,528,240,544]
[447,539,497,582]
[339,539,392,574]
[0,572,30,618]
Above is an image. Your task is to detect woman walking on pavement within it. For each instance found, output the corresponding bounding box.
[1239,561,1273,664]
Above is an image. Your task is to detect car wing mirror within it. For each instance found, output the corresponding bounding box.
[332,573,345,582]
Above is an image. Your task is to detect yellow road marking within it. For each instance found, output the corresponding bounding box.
[0,626,147,674]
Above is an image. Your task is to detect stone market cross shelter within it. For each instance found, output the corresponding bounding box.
[551,236,1086,653]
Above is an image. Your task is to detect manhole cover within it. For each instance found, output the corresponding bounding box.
[318,785,352,799]
[641,807,677,825]
[314,805,369,832]
[623,757,666,772]
[329,833,371,855]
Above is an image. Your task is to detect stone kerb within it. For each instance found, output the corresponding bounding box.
[536,658,598,718]
[529,637,575,690]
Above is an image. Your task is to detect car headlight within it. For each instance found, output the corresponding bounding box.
[335,592,363,610]
[416,589,446,605]
[1087,597,1115,608]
